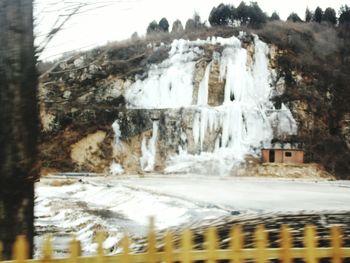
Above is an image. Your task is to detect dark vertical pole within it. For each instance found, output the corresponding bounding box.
[0,0,38,259]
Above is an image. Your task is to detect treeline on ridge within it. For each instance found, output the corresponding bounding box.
[145,2,350,35]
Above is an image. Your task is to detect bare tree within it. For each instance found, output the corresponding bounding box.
[0,0,38,259]
[35,0,116,60]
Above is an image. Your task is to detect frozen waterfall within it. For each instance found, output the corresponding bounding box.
[115,34,297,174]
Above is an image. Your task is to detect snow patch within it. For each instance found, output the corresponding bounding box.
[110,162,124,175]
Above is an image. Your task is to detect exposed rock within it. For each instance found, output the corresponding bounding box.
[73,57,84,68]
[340,112,350,149]
[70,130,108,172]
[289,100,314,136]
[192,60,207,105]
[40,111,56,132]
[236,156,334,179]
[207,60,224,106]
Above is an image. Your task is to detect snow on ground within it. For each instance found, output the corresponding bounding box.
[34,175,350,257]
[34,176,227,257]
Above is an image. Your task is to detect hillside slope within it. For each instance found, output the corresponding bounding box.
[38,23,350,178]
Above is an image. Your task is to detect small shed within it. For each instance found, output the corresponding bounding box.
[261,142,304,164]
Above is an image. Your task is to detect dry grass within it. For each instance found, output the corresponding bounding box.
[48,179,76,187]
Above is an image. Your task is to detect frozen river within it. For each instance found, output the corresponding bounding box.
[34,175,350,257]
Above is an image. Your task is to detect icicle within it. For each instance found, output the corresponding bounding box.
[197,62,212,106]
[112,120,123,152]
[126,39,204,109]
[110,121,124,175]
[140,121,159,172]
[192,112,200,146]
[200,108,208,150]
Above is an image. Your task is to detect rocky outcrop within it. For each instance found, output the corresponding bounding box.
[70,130,108,171]
[207,60,225,106]
[235,156,333,179]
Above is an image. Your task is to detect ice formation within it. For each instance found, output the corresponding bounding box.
[110,121,124,175]
[125,39,202,108]
[115,34,297,174]
[111,120,123,151]
[140,121,159,172]
[110,162,124,175]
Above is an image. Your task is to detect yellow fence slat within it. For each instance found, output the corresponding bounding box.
[0,241,3,261]
[41,235,53,262]
[147,218,156,263]
[68,237,81,263]
[205,227,218,263]
[1,223,350,263]
[331,226,343,263]
[121,233,130,263]
[280,225,292,263]
[181,229,193,263]
[164,231,173,263]
[95,232,105,263]
[12,236,29,263]
[255,225,268,263]
[57,247,350,263]
[2,246,350,263]
[230,225,243,263]
[304,225,318,263]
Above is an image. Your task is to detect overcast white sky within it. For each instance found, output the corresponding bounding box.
[34,0,347,61]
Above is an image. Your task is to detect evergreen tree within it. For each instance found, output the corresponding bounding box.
[236,1,266,26]
[209,6,220,25]
[171,19,184,33]
[185,18,196,31]
[323,7,337,25]
[237,1,250,24]
[193,12,203,27]
[159,17,169,32]
[146,20,160,34]
[131,32,139,40]
[270,11,280,21]
[186,12,204,30]
[209,4,236,26]
[313,7,323,23]
[305,7,313,22]
[339,5,350,25]
[287,12,303,22]
[248,2,267,27]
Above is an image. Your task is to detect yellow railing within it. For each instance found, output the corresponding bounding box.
[1,223,349,263]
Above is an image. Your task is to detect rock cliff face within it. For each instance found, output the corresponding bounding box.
[38,31,346,178]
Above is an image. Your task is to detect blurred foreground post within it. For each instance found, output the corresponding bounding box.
[0,0,38,259]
